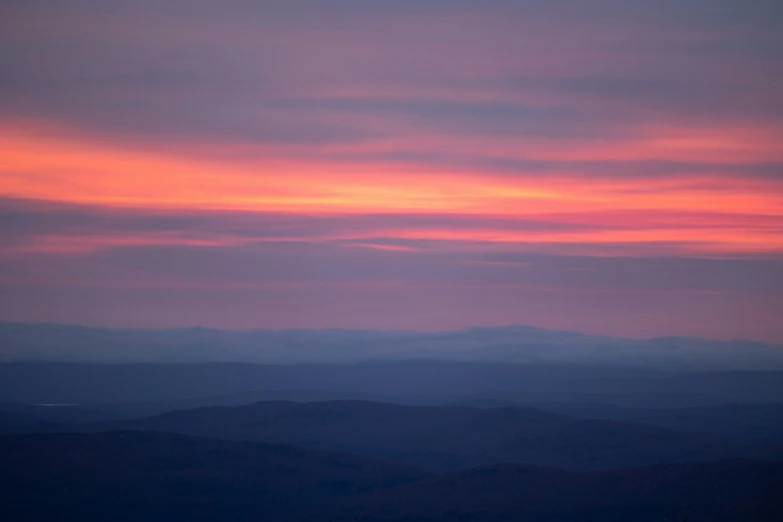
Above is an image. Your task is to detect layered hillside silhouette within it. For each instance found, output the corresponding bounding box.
[0,431,427,522]
[313,459,783,522]
[2,432,781,522]
[2,357,782,520]
[62,400,781,472]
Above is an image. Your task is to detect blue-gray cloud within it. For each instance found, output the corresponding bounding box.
[1,0,781,177]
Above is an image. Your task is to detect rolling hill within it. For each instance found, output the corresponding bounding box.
[0,431,428,522]
[314,459,783,522]
[69,400,779,472]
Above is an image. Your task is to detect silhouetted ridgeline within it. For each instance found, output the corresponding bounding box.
[50,400,780,472]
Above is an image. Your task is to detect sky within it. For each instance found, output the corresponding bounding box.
[0,0,782,341]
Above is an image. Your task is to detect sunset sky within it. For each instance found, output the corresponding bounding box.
[1,1,782,340]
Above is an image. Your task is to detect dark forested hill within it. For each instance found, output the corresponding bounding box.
[2,431,780,522]
[72,400,778,472]
[313,460,783,522]
[0,431,428,522]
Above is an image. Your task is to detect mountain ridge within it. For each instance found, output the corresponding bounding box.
[1,321,782,370]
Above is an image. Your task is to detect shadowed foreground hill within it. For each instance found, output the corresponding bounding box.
[0,432,428,522]
[1,432,780,522]
[314,460,783,522]
[76,400,777,471]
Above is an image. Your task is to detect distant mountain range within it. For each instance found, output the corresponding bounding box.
[1,321,783,370]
